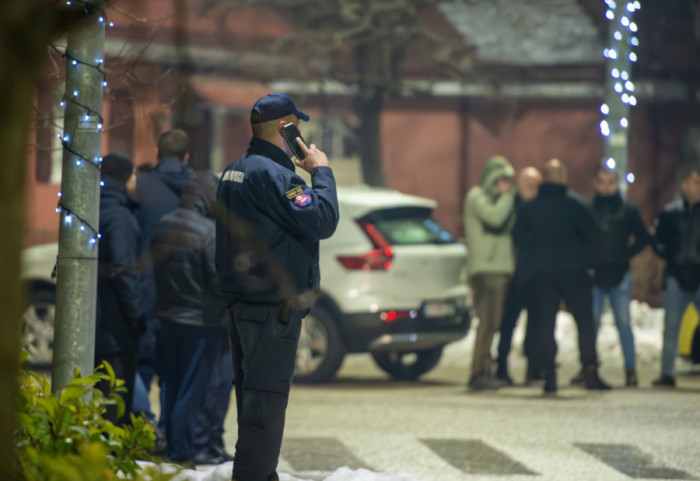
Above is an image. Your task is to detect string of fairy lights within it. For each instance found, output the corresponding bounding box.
[600,0,641,185]
[55,0,115,251]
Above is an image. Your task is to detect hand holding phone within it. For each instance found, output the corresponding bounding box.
[280,123,307,161]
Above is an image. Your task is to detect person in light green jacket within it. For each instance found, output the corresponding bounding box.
[464,155,516,390]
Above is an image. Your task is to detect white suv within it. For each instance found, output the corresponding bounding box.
[294,185,471,383]
[20,186,472,382]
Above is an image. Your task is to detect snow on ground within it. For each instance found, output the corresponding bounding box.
[157,302,673,481]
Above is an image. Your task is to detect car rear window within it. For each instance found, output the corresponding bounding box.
[362,207,456,245]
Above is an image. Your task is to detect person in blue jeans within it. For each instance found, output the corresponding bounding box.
[586,167,650,387]
[652,162,700,388]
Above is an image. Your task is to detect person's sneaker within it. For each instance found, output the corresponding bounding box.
[495,372,514,386]
[625,369,639,387]
[652,375,676,388]
[583,365,612,390]
[468,374,509,391]
[192,450,225,466]
[569,368,585,386]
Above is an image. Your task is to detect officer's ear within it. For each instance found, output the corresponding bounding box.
[277,120,287,133]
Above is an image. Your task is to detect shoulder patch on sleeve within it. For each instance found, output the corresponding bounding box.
[294,194,312,207]
[286,186,304,199]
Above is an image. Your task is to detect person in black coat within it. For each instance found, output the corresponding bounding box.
[584,167,650,387]
[495,166,542,384]
[131,129,193,424]
[651,161,700,388]
[95,153,144,425]
[513,159,611,393]
[151,172,232,465]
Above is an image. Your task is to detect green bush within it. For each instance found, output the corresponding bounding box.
[15,353,179,481]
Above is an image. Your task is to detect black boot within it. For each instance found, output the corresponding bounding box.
[583,365,612,390]
[625,369,638,387]
[543,369,557,394]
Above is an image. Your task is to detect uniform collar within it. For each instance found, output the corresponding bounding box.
[248,137,294,172]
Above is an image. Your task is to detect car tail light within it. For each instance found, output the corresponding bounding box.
[337,219,394,271]
[380,310,417,323]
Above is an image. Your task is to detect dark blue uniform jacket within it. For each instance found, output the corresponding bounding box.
[215,137,339,307]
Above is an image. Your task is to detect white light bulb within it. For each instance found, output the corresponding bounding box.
[606,158,616,169]
[629,52,638,62]
[627,2,635,12]
[621,93,629,104]
[65,214,73,225]
[629,95,637,106]
[611,68,620,78]
[97,233,102,239]
[60,101,66,107]
[625,81,635,91]
[631,37,639,47]
[76,160,82,166]
[630,22,638,32]
[80,225,86,232]
[73,89,79,97]
[72,59,78,66]
[606,10,615,20]
[100,181,105,187]
[634,1,640,9]
[63,135,70,142]
[614,82,623,93]
[621,70,629,80]
[98,16,104,23]
[626,172,635,183]
[109,22,115,27]
[614,31,622,41]
[600,103,610,115]
[97,123,103,130]
[609,49,618,59]
[620,117,629,128]
[621,16,630,27]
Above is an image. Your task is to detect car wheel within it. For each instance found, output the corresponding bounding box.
[295,304,346,384]
[371,346,444,381]
[21,288,56,368]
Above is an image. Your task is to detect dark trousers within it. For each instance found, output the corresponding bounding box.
[94,349,139,426]
[528,270,598,372]
[228,305,302,481]
[193,336,233,451]
[496,273,536,375]
[158,322,230,462]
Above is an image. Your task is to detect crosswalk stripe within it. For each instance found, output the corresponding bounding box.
[575,443,697,480]
[282,437,367,473]
[421,439,538,476]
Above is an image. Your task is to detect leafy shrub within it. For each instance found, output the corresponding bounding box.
[15,353,178,480]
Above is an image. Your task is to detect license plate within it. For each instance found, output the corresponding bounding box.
[423,301,457,318]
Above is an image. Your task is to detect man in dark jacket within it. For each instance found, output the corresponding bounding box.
[513,159,611,393]
[495,166,542,384]
[652,162,700,388]
[151,172,232,464]
[95,153,143,425]
[132,129,193,424]
[216,93,339,481]
[585,167,650,387]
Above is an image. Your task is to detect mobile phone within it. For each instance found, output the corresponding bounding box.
[280,122,307,161]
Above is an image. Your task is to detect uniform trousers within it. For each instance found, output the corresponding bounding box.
[228,304,302,481]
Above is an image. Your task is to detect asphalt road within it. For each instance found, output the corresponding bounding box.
[218,350,700,481]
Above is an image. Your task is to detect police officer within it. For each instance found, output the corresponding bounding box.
[215,93,339,481]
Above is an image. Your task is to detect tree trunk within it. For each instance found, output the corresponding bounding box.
[356,90,385,187]
[1,2,71,476]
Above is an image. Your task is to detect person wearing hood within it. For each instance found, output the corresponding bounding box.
[150,172,232,465]
[513,159,611,394]
[95,153,144,425]
[463,155,516,390]
[579,167,650,387]
[131,129,193,428]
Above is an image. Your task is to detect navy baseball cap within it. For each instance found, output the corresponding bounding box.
[250,93,310,124]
